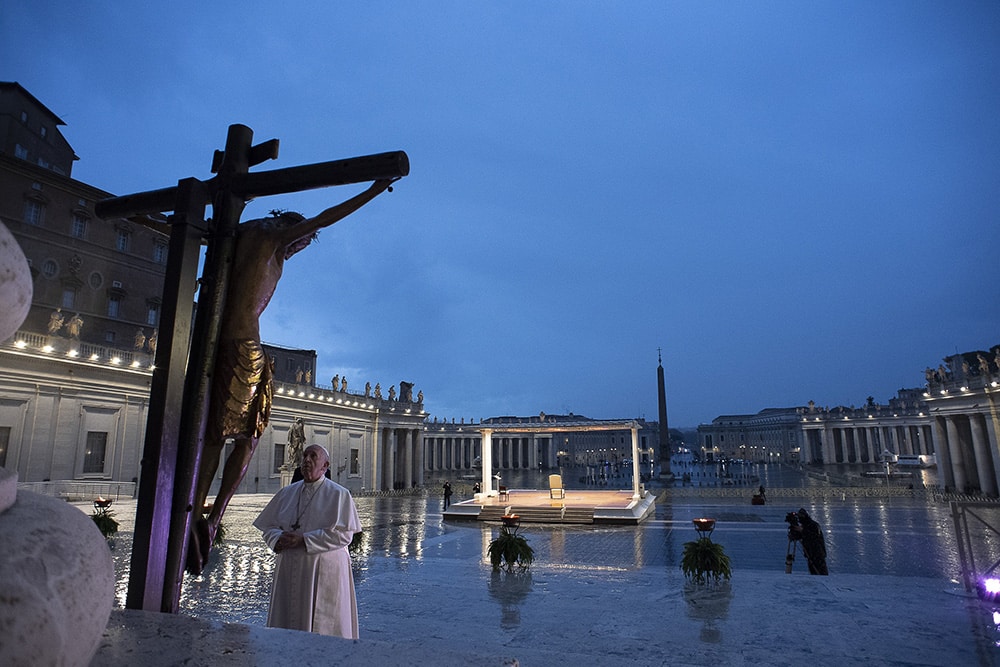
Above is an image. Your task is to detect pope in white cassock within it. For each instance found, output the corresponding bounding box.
[253,444,362,638]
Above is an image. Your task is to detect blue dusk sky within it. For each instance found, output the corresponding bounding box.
[2,2,998,427]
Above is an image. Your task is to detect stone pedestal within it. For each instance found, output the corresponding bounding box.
[0,466,114,666]
[280,470,294,488]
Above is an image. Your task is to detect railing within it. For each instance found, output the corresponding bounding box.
[3,330,147,368]
[657,485,1000,502]
[951,501,1000,594]
[17,479,136,502]
[355,487,426,498]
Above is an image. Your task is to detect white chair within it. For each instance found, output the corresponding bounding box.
[549,474,565,499]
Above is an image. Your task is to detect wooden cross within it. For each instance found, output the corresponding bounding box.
[96,124,408,613]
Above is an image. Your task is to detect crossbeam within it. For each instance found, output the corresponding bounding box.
[95,150,409,219]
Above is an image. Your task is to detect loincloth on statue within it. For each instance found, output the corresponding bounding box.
[210,339,273,439]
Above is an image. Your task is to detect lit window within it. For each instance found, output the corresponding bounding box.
[146,303,160,326]
[42,259,58,278]
[108,295,122,318]
[14,144,28,160]
[61,288,76,309]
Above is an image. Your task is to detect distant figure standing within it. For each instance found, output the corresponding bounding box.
[443,481,453,509]
[253,445,362,638]
[187,179,393,574]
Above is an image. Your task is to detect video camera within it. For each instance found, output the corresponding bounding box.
[785,511,802,541]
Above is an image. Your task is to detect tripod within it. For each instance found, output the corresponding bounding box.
[785,538,798,573]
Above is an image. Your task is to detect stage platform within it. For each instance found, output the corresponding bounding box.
[442,488,656,524]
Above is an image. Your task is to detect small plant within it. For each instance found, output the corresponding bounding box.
[349,529,364,553]
[213,522,226,547]
[91,505,119,541]
[488,525,534,572]
[680,537,732,584]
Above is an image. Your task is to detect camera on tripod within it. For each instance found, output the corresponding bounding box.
[784,511,801,573]
[785,511,802,541]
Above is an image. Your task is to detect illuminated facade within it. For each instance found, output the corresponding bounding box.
[697,346,1000,497]
[0,82,171,352]
[0,334,425,494]
[0,82,426,495]
[922,348,1000,497]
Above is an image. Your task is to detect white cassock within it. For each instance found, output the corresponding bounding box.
[253,477,362,638]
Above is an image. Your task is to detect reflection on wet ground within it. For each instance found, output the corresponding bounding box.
[91,462,990,629]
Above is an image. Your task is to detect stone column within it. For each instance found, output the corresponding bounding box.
[414,428,424,487]
[630,426,641,499]
[388,428,398,491]
[402,429,413,488]
[969,414,997,496]
[919,424,932,456]
[481,428,494,495]
[932,418,954,490]
[986,392,1000,493]
[819,427,833,464]
[376,427,387,491]
[945,416,967,492]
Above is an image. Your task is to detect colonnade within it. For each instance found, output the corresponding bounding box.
[376,426,422,491]
[424,435,479,471]
[808,423,934,465]
[422,434,556,472]
[932,411,999,497]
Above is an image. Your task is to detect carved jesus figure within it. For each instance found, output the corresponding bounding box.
[187,179,393,573]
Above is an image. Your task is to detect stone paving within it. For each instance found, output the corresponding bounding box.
[79,486,1000,666]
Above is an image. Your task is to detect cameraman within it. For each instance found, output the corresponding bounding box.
[788,508,828,575]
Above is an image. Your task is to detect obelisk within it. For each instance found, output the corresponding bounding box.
[657,349,673,477]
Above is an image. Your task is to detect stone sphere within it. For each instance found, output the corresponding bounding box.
[0,222,32,341]
[0,469,115,667]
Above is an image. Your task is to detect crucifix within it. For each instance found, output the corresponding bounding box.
[95,124,408,613]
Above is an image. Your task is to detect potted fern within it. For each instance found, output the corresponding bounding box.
[90,499,119,542]
[681,518,731,584]
[488,523,534,572]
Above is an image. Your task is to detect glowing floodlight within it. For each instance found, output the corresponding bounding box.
[978,577,1000,602]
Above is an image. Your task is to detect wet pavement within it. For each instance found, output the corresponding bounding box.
[82,468,1000,666]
